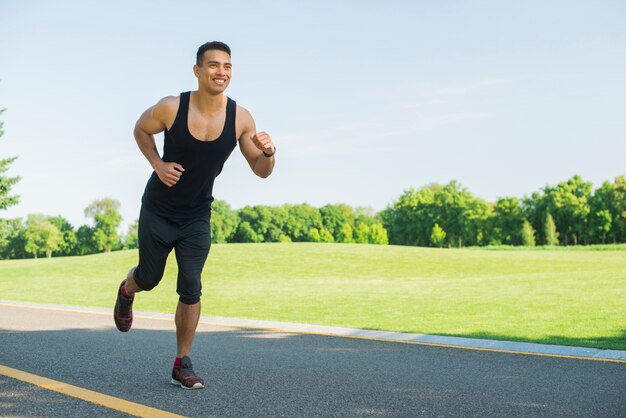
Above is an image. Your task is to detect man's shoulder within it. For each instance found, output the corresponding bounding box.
[156,95,181,110]
[151,95,181,122]
[234,103,255,138]
[235,103,253,121]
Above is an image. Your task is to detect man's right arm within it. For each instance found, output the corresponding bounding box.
[134,97,185,187]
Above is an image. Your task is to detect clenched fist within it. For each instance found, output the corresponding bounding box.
[251,131,275,156]
[155,161,185,187]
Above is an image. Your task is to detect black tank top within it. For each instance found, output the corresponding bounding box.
[142,91,237,219]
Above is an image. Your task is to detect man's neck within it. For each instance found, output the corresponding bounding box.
[193,89,225,114]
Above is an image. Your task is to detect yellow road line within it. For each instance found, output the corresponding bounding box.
[0,365,185,418]
[2,301,625,364]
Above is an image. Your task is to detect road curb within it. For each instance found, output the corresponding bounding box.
[198,317,626,362]
[2,300,625,362]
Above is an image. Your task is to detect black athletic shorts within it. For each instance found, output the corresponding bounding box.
[134,206,211,305]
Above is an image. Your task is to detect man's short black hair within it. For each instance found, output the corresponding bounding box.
[196,41,231,65]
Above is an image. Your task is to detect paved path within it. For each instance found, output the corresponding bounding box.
[1,302,624,417]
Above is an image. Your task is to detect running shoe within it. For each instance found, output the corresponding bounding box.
[171,356,205,389]
[113,280,134,332]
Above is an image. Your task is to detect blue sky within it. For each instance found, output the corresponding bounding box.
[1,0,625,231]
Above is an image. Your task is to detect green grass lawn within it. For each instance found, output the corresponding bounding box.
[1,243,624,350]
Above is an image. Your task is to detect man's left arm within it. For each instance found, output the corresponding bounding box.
[238,107,275,178]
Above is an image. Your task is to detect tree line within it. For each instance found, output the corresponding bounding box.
[380,175,626,247]
[1,173,624,259]
[0,199,389,259]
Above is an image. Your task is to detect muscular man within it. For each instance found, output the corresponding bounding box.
[114,41,275,389]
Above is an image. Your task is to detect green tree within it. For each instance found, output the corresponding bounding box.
[521,219,536,247]
[210,200,239,243]
[590,209,611,244]
[589,176,626,243]
[543,175,592,245]
[433,181,465,247]
[279,234,292,243]
[589,180,615,244]
[319,204,345,239]
[491,197,524,245]
[464,197,492,247]
[123,219,139,249]
[522,191,549,245]
[48,216,77,256]
[368,223,388,245]
[234,207,264,242]
[235,205,288,243]
[75,225,98,255]
[319,228,334,243]
[307,227,321,242]
[0,156,20,210]
[338,204,358,227]
[354,223,370,244]
[381,181,485,247]
[544,213,559,246]
[434,180,488,247]
[337,223,354,243]
[0,217,27,259]
[267,206,289,242]
[1,108,21,211]
[24,214,62,258]
[283,204,323,242]
[85,198,122,252]
[430,223,446,247]
[319,204,356,241]
[611,176,626,242]
[380,184,441,246]
[234,221,263,243]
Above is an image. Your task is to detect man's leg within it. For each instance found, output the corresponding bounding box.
[175,300,201,357]
[173,213,211,352]
[171,299,205,390]
[114,207,174,332]
[170,213,210,389]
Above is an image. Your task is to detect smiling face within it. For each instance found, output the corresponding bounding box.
[194,49,232,94]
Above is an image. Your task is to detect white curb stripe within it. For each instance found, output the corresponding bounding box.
[1,300,625,363]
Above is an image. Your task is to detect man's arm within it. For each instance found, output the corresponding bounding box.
[237,106,275,178]
[134,97,185,187]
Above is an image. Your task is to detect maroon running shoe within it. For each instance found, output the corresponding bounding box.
[171,356,205,390]
[113,280,134,332]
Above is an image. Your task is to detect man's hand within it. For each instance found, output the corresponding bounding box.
[155,161,185,187]
[250,131,275,155]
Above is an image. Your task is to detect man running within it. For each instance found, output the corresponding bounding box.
[114,41,275,389]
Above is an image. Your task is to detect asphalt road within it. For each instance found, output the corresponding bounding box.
[0,303,624,417]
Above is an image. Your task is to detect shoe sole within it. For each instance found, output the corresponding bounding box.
[114,305,132,332]
[170,378,204,390]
